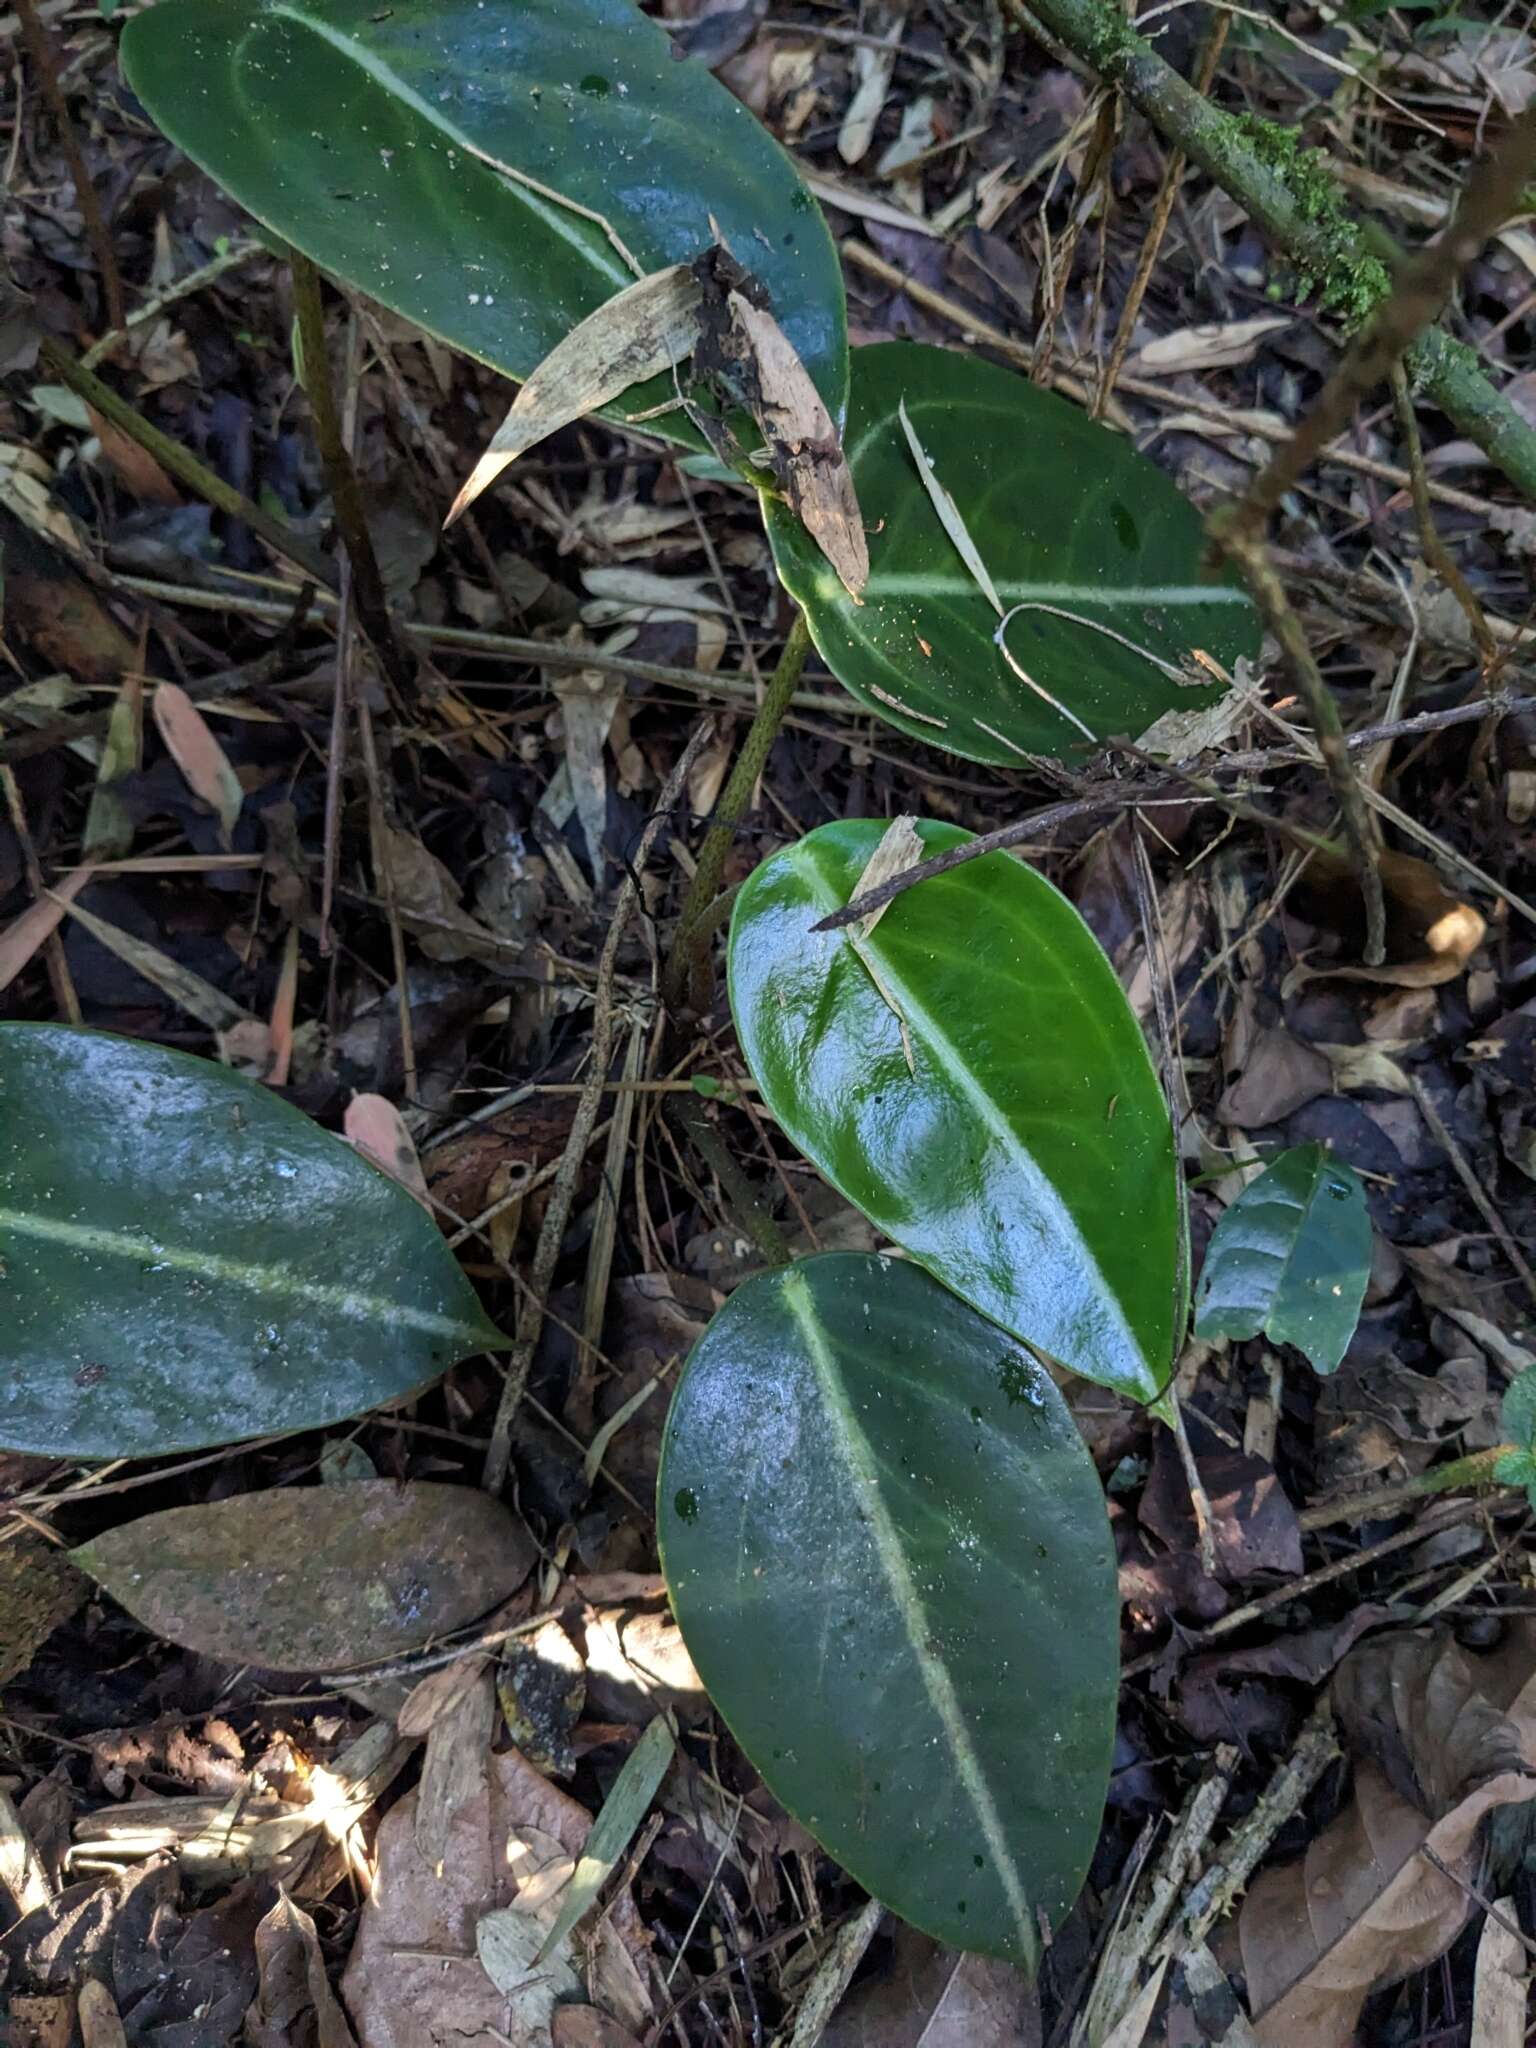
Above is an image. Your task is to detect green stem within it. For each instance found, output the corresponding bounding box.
[662,609,812,1015]
[38,338,337,590]
[1300,1444,1513,1531]
[1010,0,1536,505]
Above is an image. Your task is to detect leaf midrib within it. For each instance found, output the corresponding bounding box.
[265,2,633,289]
[780,1265,1039,1966]
[792,836,1155,1389]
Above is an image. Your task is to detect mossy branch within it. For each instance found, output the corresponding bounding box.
[1008,0,1536,505]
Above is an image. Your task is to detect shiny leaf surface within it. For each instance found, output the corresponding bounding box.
[74,1482,534,1668]
[120,0,846,447]
[1194,1143,1370,1373]
[765,342,1260,765]
[728,821,1183,1402]
[658,1253,1117,1967]
[0,1024,504,1458]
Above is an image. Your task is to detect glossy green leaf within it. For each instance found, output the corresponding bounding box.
[728,820,1183,1403]
[764,342,1260,765]
[74,1482,535,1668]
[658,1252,1117,1968]
[0,1024,505,1459]
[119,0,846,447]
[1194,1143,1370,1373]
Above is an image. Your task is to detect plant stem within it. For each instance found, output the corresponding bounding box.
[1227,101,1536,547]
[37,337,337,590]
[662,608,812,1015]
[1299,1445,1513,1531]
[1210,513,1387,963]
[287,253,416,696]
[15,0,124,333]
[1008,0,1536,505]
[482,726,714,1493]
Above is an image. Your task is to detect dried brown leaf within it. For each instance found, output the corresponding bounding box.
[153,682,243,847]
[1295,848,1486,989]
[1470,1895,1527,2048]
[0,865,93,996]
[73,1484,536,1672]
[448,266,702,523]
[342,1093,430,1208]
[371,819,511,966]
[340,1748,648,2048]
[821,1923,1041,2046]
[1240,1626,1536,2047]
[415,1664,496,1872]
[246,1891,360,2048]
[729,292,868,599]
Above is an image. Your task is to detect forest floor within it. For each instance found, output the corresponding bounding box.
[2,1,1536,2044]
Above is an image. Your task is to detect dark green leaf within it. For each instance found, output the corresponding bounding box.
[0,1024,504,1458]
[74,1482,534,1668]
[765,341,1260,765]
[119,0,846,448]
[1194,1143,1370,1373]
[658,1253,1117,1967]
[728,820,1183,1403]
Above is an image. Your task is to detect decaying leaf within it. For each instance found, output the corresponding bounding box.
[821,1922,1042,2046]
[1240,1625,1536,2047]
[343,1093,431,1209]
[897,400,1002,616]
[722,290,867,600]
[371,818,515,967]
[0,867,94,998]
[415,1664,496,1873]
[476,1829,585,2039]
[448,266,703,523]
[73,1484,536,1671]
[340,1747,650,2048]
[152,682,244,848]
[1293,847,1486,989]
[246,1891,360,2048]
[0,1533,84,1688]
[844,814,924,1073]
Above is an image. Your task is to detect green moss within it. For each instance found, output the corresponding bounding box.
[1231,115,1390,325]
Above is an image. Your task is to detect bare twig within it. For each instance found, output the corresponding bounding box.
[811,693,1534,933]
[1388,361,1497,668]
[1209,519,1387,963]
[81,241,261,371]
[661,611,812,1016]
[1093,15,1229,419]
[37,339,336,590]
[288,253,416,696]
[483,725,713,1494]
[14,0,123,331]
[1226,100,1536,546]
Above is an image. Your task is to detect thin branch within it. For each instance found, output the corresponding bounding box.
[1093,14,1229,420]
[1211,516,1387,963]
[1227,99,1536,546]
[1388,361,1497,668]
[37,338,336,590]
[482,725,713,1494]
[661,611,812,1016]
[1007,0,1536,503]
[15,0,123,332]
[288,252,416,696]
[812,692,1533,933]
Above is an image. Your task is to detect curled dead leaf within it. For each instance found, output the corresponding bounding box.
[1239,1624,1536,2047]
[1291,847,1485,989]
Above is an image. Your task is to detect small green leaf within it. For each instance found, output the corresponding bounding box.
[658,1253,1117,1968]
[765,341,1260,765]
[728,820,1183,1403]
[119,0,847,449]
[1194,1143,1370,1373]
[533,1713,675,1963]
[0,1024,505,1459]
[73,1482,535,1668]
[1501,1368,1536,1456]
